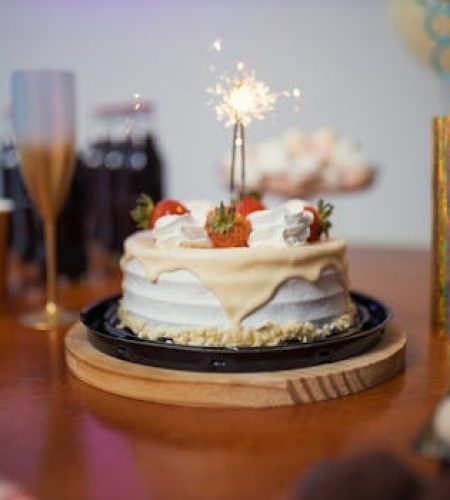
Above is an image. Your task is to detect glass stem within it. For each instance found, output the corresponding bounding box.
[44,219,57,316]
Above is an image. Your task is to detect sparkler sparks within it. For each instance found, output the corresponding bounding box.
[207,62,301,128]
[210,38,222,53]
[208,67,277,128]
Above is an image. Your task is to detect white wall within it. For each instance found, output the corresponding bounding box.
[0,0,444,247]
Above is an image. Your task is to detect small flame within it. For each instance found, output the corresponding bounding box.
[230,83,254,116]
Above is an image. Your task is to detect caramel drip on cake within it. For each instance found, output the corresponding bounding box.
[121,237,350,329]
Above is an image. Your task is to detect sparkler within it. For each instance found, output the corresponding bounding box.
[207,47,301,198]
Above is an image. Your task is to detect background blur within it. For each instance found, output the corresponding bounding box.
[0,0,445,247]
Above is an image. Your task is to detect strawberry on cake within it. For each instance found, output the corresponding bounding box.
[118,194,355,347]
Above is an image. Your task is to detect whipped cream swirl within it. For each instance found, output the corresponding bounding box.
[247,199,314,247]
[153,213,210,248]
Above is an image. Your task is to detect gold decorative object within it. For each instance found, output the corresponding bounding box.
[431,116,449,336]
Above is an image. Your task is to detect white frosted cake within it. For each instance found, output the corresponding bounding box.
[118,196,355,347]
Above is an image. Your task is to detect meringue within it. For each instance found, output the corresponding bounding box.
[247,199,314,248]
[153,213,210,249]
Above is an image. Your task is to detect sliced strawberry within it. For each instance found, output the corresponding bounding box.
[151,199,189,227]
[304,199,334,242]
[235,196,266,217]
[131,194,189,229]
[205,202,251,248]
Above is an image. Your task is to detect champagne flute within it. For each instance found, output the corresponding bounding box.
[12,70,77,329]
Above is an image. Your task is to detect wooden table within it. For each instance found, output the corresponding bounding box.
[0,247,447,500]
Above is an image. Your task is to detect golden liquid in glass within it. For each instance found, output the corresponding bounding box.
[18,143,76,220]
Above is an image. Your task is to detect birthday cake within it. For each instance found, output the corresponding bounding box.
[118,195,355,347]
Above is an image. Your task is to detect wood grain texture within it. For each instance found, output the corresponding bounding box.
[0,247,448,500]
[65,323,406,408]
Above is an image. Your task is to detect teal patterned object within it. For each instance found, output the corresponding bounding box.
[418,0,450,80]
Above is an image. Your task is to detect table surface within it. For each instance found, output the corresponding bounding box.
[0,246,447,500]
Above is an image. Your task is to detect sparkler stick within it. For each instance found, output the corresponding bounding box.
[240,122,246,193]
[230,121,238,193]
[230,119,246,197]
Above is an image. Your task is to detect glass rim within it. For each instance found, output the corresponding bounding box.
[12,69,74,79]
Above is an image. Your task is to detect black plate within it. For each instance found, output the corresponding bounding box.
[80,291,391,373]
[81,292,389,373]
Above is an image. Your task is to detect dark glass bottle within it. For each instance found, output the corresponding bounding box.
[85,100,164,255]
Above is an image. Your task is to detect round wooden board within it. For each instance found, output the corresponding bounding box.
[65,322,406,408]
